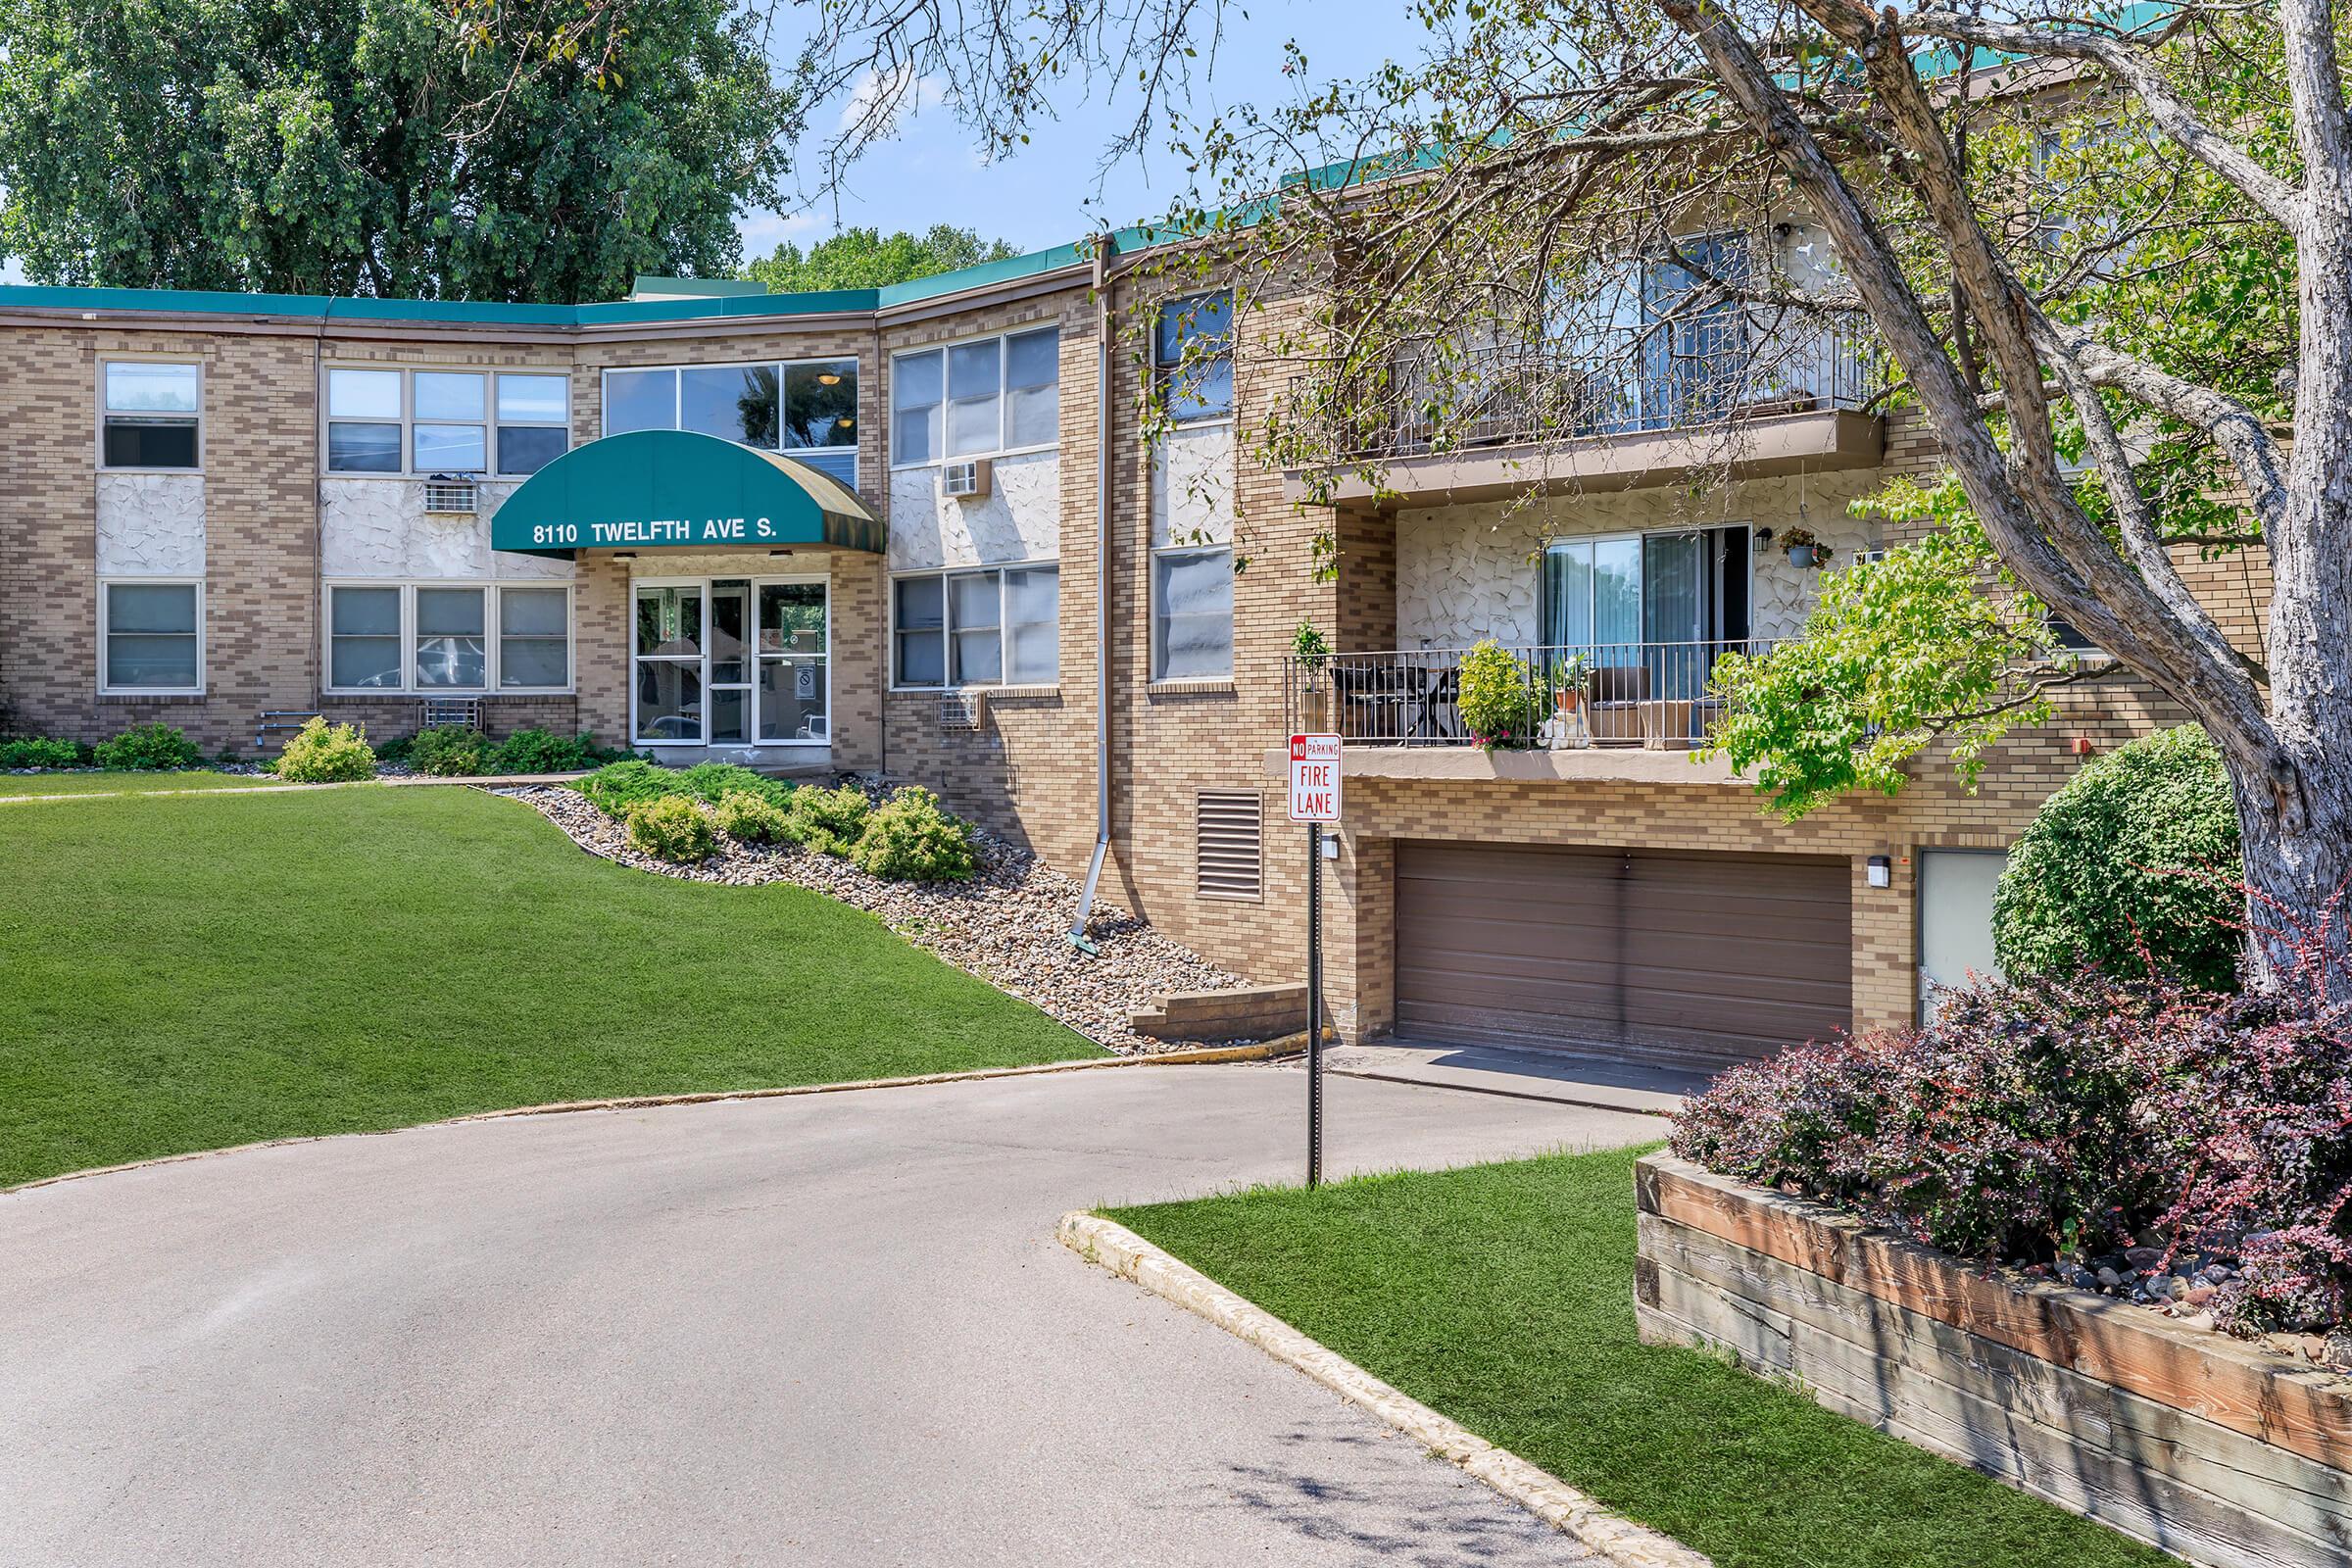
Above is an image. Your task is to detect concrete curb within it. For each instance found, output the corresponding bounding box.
[0,1041,1295,1199]
[1058,1211,1713,1568]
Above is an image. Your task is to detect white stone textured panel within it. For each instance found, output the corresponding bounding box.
[95,473,206,576]
[1393,469,1880,649]
[322,479,571,580]
[1150,422,1237,551]
[886,451,1060,571]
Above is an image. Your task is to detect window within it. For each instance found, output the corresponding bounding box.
[601,359,858,485]
[893,565,1060,687]
[101,363,201,469]
[499,587,569,689]
[1196,791,1263,901]
[1154,293,1233,422]
[325,583,569,693]
[890,326,1060,466]
[1151,547,1233,680]
[325,368,570,476]
[100,580,201,693]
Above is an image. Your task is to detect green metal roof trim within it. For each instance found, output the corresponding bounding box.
[489,429,884,559]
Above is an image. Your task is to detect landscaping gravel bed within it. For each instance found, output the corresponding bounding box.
[495,781,1251,1054]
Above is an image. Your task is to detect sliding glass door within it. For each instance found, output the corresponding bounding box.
[633,577,828,747]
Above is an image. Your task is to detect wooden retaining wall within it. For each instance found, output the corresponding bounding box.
[1633,1153,2352,1568]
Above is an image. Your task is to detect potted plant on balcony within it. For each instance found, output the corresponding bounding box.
[1457,639,1542,751]
[1781,526,1833,569]
[1292,620,1334,732]
[1548,651,1590,716]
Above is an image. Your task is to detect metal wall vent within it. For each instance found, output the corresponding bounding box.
[1196,790,1264,901]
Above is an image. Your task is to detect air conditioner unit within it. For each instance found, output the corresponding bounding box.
[422,475,479,514]
[941,458,993,501]
[939,690,987,731]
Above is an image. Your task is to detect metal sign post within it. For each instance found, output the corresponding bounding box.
[1288,734,1343,1189]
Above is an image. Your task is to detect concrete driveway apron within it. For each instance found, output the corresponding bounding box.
[0,1063,1660,1567]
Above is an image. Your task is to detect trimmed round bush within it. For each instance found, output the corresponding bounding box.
[1455,639,1542,749]
[624,793,715,861]
[93,722,204,771]
[0,736,85,768]
[711,788,792,844]
[275,716,376,782]
[787,782,872,857]
[851,786,977,882]
[578,759,686,818]
[1994,724,2242,989]
[406,725,490,777]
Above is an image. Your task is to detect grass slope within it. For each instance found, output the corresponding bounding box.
[1111,1149,2170,1568]
[0,786,1097,1186]
[0,770,306,798]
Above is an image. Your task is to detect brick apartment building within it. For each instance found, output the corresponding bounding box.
[0,232,2255,1071]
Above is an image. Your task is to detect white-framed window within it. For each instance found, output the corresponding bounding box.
[99,579,203,694]
[323,368,570,477]
[1150,547,1232,680]
[890,326,1060,467]
[1153,292,1234,424]
[891,564,1059,687]
[100,361,201,470]
[324,582,572,694]
[601,358,858,486]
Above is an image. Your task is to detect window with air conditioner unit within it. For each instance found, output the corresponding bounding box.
[891,326,1059,467]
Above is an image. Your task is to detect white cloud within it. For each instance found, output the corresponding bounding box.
[738,208,826,256]
[835,66,950,141]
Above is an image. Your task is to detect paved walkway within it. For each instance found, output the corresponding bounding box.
[0,1065,1659,1567]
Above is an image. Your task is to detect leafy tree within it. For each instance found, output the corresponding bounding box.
[744,224,1019,293]
[1993,726,2243,991]
[0,0,799,301]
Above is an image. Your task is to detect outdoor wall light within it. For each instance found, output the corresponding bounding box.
[1866,855,1892,889]
[1754,527,1775,547]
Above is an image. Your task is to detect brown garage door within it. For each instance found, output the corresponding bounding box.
[1395,842,1852,1070]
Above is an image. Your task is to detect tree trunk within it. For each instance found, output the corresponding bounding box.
[2226,737,2352,991]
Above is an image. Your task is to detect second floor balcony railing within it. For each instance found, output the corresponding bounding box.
[1284,641,1784,753]
[1291,318,1875,463]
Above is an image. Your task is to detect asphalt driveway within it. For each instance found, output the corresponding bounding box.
[0,1063,1660,1567]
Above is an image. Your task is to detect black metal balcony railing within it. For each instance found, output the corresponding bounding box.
[1283,642,1782,752]
[1291,319,1875,462]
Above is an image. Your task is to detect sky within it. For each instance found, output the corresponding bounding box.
[741,4,1437,262]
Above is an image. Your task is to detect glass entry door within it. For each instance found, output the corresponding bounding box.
[633,576,827,747]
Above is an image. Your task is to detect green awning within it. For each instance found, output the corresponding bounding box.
[490,428,883,559]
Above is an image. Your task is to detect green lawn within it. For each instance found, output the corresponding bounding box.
[0,770,307,798]
[0,786,1098,1186]
[1110,1149,2170,1568]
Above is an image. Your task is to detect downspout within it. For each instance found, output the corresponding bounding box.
[1066,234,1117,954]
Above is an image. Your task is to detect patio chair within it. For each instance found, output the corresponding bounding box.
[1586,664,1651,746]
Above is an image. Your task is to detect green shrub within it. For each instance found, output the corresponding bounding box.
[406,725,490,777]
[1455,639,1543,749]
[0,736,84,768]
[1994,724,2243,990]
[712,788,793,844]
[485,727,592,774]
[93,722,204,771]
[624,793,715,861]
[787,782,873,856]
[274,717,377,782]
[851,786,977,882]
[680,760,793,808]
[578,759,686,818]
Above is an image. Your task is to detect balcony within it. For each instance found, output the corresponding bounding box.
[1273,642,1781,787]
[1283,322,1882,511]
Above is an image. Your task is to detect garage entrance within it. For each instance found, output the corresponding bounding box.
[1394,842,1852,1072]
